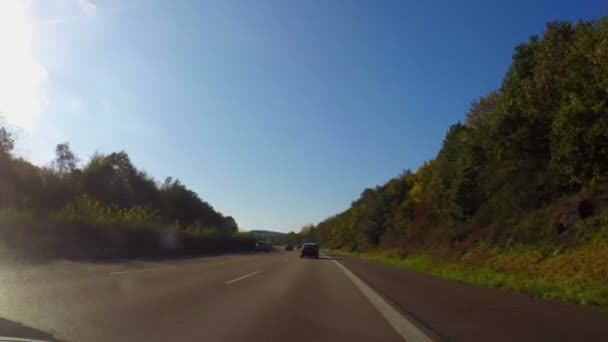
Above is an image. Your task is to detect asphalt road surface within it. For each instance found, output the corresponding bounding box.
[0,251,405,342]
[0,250,605,342]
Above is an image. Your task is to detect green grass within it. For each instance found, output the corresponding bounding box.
[328,248,608,309]
[326,210,608,310]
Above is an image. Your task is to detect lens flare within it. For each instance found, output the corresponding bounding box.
[0,0,48,130]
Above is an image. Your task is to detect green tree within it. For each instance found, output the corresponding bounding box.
[314,18,608,252]
[0,115,14,156]
[53,142,79,177]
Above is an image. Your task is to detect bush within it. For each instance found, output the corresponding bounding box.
[0,205,256,262]
[55,195,161,228]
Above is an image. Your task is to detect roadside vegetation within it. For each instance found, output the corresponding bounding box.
[0,125,255,261]
[331,240,608,308]
[293,19,608,308]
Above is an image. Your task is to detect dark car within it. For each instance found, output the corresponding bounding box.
[285,244,294,251]
[300,243,319,258]
[254,241,271,252]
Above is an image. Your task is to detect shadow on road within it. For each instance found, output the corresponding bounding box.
[0,250,266,268]
[0,317,62,341]
[1,246,300,269]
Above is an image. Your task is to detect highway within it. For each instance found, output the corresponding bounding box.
[0,250,606,342]
[0,251,406,342]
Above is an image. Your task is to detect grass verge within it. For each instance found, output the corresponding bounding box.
[328,248,608,310]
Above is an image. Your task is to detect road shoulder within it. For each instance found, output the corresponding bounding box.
[333,253,608,342]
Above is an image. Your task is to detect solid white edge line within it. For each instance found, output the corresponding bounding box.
[326,255,436,342]
[224,269,264,285]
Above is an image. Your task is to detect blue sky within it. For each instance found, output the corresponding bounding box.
[1,0,605,231]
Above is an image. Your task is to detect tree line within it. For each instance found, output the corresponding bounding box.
[0,121,250,260]
[303,19,608,252]
[0,138,237,233]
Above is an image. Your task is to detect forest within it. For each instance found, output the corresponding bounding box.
[0,128,254,260]
[303,19,608,257]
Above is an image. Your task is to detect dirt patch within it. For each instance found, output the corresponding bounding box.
[553,199,597,235]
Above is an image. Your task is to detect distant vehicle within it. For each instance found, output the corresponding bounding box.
[296,243,302,249]
[300,243,319,259]
[285,243,294,251]
[254,241,271,253]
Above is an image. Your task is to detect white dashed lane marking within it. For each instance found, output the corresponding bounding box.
[109,268,163,276]
[224,270,265,285]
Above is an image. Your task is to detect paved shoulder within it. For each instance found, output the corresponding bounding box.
[337,254,608,342]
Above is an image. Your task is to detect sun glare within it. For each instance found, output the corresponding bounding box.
[0,0,48,130]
